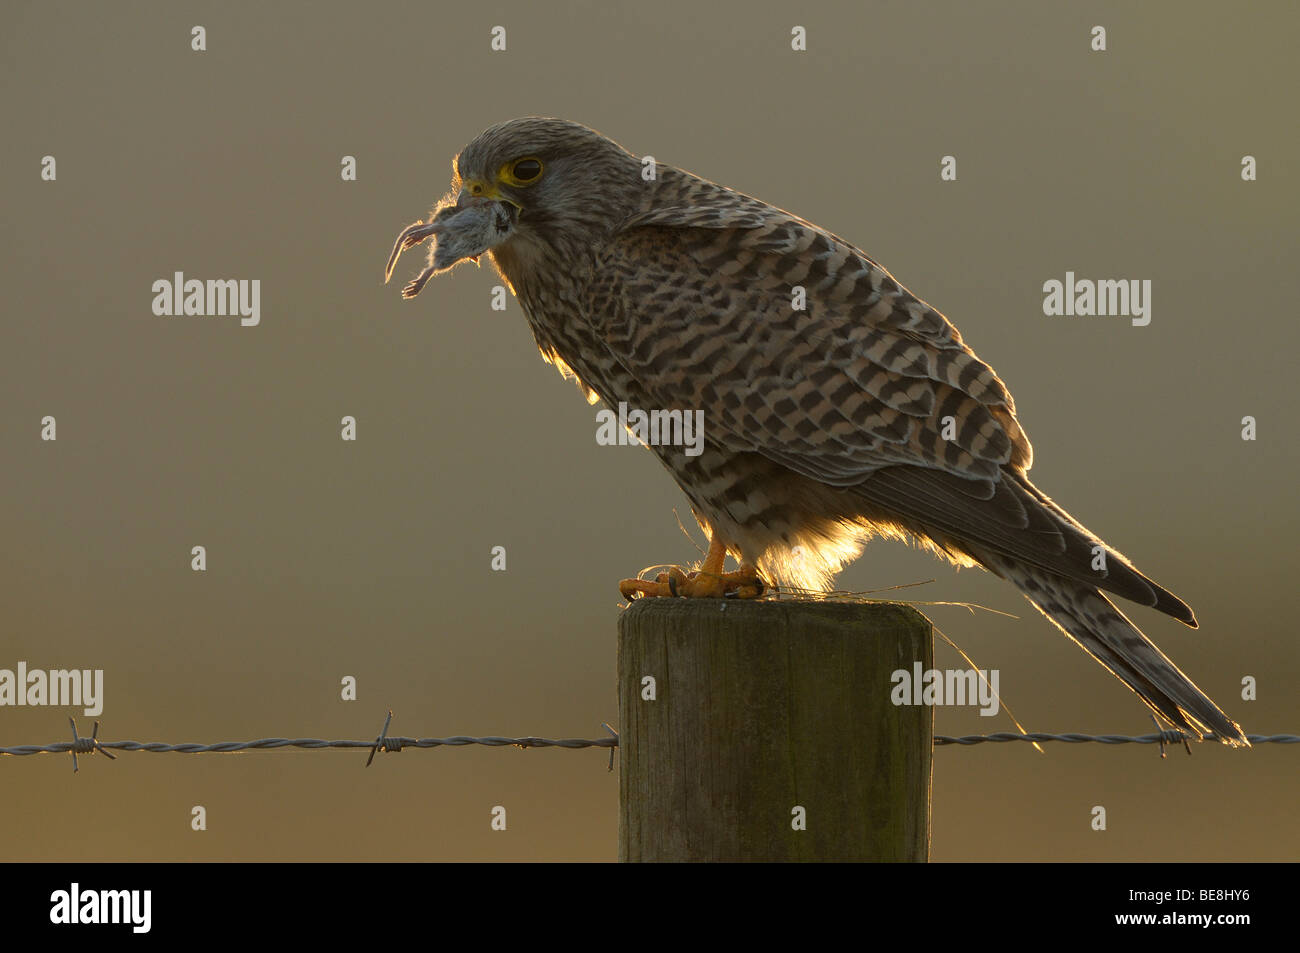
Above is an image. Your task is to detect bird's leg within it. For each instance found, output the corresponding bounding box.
[619,534,766,600]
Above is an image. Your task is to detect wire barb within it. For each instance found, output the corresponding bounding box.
[602,723,619,772]
[67,718,115,773]
[366,710,395,768]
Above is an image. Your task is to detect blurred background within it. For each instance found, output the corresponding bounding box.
[1,0,1295,861]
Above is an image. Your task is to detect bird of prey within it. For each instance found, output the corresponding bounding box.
[386,117,1247,746]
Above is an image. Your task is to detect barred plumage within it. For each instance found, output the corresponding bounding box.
[387,117,1247,746]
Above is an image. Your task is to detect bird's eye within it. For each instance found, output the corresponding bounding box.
[502,157,543,186]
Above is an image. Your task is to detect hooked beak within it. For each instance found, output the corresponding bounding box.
[384,188,519,298]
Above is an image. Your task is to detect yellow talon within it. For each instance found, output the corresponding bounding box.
[619,537,765,600]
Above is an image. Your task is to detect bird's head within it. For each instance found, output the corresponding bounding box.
[386,118,642,295]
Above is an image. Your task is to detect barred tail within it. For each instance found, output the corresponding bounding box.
[978,551,1249,747]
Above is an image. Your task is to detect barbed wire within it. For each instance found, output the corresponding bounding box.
[0,715,622,773]
[0,715,1295,772]
[934,731,1299,746]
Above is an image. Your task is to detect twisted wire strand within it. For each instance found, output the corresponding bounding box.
[0,735,619,756]
[2,727,1295,760]
[934,731,1298,746]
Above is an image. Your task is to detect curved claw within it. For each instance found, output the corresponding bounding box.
[618,564,764,600]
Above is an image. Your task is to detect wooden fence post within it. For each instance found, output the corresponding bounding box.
[618,599,932,862]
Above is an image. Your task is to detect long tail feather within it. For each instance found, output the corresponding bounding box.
[975,549,1248,746]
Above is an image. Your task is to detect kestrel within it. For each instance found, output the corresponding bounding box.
[386,118,1247,746]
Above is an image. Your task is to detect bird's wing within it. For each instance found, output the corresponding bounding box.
[590,194,1192,622]
[598,198,1028,483]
